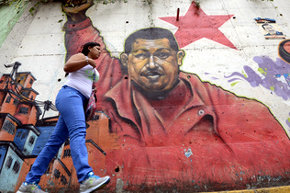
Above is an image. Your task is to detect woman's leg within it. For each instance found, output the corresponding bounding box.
[25,115,69,184]
[56,86,92,183]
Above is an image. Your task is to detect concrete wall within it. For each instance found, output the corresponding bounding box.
[0,0,289,192]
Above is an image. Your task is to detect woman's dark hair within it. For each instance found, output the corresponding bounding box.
[81,42,100,56]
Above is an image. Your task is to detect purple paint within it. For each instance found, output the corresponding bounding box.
[287,118,290,128]
[226,56,290,100]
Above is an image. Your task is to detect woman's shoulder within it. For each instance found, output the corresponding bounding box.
[66,53,86,64]
[71,53,86,59]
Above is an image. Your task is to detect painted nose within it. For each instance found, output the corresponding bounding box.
[148,55,157,69]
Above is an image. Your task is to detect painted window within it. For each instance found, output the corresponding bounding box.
[54,169,60,178]
[28,136,35,146]
[5,95,11,103]
[16,130,22,137]
[2,119,16,135]
[21,91,29,97]
[6,156,13,169]
[63,149,71,158]
[13,99,18,105]
[19,107,29,114]
[21,132,26,140]
[12,160,20,173]
[61,175,67,185]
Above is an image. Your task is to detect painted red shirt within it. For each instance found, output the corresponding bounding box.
[64,17,290,191]
[101,72,290,190]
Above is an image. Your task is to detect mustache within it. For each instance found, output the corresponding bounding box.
[141,68,164,76]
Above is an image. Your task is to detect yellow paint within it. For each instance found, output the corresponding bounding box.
[242,71,248,78]
[231,82,239,87]
[287,118,290,123]
[258,67,267,75]
[270,86,275,91]
[203,185,290,193]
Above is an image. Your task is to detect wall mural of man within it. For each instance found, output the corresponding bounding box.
[62,3,290,192]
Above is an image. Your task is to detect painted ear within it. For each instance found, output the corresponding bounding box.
[120,53,129,68]
[177,50,185,66]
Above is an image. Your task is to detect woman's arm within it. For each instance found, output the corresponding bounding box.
[64,53,96,73]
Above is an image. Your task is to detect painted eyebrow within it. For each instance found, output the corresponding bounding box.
[132,48,172,53]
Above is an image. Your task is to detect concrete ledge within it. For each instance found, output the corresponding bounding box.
[206,186,290,193]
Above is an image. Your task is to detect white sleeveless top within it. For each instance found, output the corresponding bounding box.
[65,65,99,99]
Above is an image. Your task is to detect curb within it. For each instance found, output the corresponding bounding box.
[204,186,290,193]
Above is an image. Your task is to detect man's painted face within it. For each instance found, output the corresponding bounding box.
[124,38,183,93]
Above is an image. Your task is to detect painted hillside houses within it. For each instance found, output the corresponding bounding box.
[0,65,110,192]
[0,68,58,193]
[0,0,290,192]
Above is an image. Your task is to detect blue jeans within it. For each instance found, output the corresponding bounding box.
[25,85,92,183]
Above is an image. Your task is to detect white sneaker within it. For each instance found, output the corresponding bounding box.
[16,182,47,193]
[79,172,110,193]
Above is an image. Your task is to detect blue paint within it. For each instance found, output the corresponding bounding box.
[14,128,29,152]
[32,126,55,155]
[184,148,193,158]
[0,145,8,173]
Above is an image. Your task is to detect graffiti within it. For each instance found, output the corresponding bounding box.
[62,4,290,190]
[254,17,286,39]
[226,56,290,100]
[1,1,290,193]
[279,39,290,63]
[159,2,236,49]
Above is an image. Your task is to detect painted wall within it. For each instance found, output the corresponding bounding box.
[0,145,23,192]
[0,0,289,192]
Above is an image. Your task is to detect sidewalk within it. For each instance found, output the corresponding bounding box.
[206,186,290,193]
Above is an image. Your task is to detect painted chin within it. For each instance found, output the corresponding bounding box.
[141,77,166,91]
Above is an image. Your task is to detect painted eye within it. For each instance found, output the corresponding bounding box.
[135,53,149,59]
[155,52,170,59]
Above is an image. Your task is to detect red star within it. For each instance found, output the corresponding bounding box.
[159,2,236,49]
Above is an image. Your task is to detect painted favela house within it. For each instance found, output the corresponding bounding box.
[0,0,290,193]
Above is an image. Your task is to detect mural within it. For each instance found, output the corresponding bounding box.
[0,0,289,193]
[279,39,290,63]
[254,17,286,39]
[226,56,290,100]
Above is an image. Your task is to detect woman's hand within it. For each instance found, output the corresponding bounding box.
[87,57,96,68]
[64,53,94,73]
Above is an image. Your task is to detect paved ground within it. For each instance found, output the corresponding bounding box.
[207,186,290,193]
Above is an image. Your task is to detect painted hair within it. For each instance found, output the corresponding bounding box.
[124,27,179,54]
[81,42,100,56]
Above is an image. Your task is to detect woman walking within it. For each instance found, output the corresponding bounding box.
[16,42,110,193]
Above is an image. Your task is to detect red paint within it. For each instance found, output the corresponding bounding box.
[160,2,236,49]
[61,16,290,192]
[284,41,290,53]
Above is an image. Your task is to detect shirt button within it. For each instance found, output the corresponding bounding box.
[198,109,205,116]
